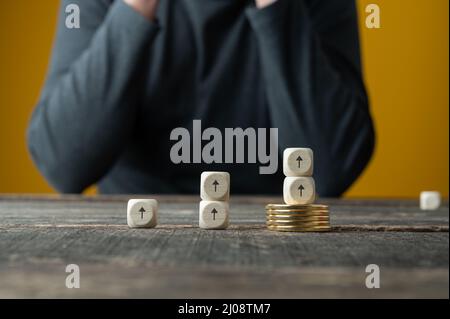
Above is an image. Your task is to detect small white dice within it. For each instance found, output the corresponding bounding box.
[200,171,230,201]
[283,177,315,205]
[199,201,229,229]
[127,199,158,228]
[283,148,313,176]
[420,191,441,210]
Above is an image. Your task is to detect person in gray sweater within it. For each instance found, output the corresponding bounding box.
[27,0,375,196]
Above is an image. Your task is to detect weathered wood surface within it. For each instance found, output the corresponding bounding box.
[0,195,448,298]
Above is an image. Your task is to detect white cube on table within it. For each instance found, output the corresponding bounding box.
[420,191,441,210]
[127,199,158,228]
[283,148,313,177]
[199,200,229,229]
[200,171,230,201]
[283,176,316,205]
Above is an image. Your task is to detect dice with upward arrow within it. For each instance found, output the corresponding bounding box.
[282,148,316,205]
[283,148,313,176]
[199,201,229,229]
[283,176,315,205]
[199,171,230,229]
[200,171,230,201]
[127,199,158,228]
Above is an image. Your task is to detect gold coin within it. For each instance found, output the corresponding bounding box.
[266,221,330,227]
[266,207,328,211]
[266,214,329,219]
[267,216,329,223]
[266,209,329,213]
[267,226,332,232]
[267,212,329,217]
[266,204,328,210]
[266,212,329,218]
[267,223,331,228]
[267,224,331,229]
[266,220,330,227]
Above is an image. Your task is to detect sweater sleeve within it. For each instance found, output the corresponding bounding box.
[27,0,160,193]
[246,0,375,196]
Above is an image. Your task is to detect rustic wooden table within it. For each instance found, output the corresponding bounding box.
[0,195,448,298]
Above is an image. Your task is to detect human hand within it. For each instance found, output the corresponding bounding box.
[123,0,159,21]
[255,0,278,9]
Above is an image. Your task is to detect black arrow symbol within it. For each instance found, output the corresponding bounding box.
[212,180,219,192]
[296,155,303,168]
[139,207,146,219]
[298,185,305,197]
[211,208,218,220]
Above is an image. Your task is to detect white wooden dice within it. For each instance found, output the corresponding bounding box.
[420,191,441,210]
[283,177,316,205]
[283,148,313,177]
[200,171,230,201]
[199,201,229,229]
[127,199,158,228]
[283,148,316,205]
[199,171,230,229]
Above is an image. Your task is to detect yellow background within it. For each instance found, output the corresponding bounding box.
[0,0,448,197]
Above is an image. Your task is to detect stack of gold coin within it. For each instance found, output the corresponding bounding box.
[266,204,331,232]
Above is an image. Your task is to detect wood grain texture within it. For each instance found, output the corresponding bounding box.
[0,195,448,298]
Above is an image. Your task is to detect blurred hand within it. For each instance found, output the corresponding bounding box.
[124,0,159,20]
[255,0,277,9]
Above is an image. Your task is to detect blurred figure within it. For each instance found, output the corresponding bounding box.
[27,0,375,195]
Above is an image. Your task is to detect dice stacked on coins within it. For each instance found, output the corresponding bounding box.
[266,148,331,232]
[283,148,316,205]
